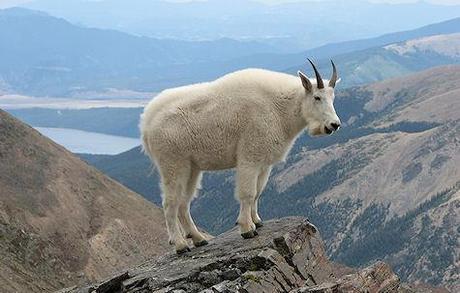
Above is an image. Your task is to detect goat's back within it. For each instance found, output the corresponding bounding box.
[140,69,297,169]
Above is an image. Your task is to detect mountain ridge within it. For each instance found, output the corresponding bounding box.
[0,7,278,96]
[286,33,460,88]
[22,0,460,49]
[2,8,460,97]
[0,109,169,292]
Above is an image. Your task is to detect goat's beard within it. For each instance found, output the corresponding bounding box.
[309,127,324,136]
[306,121,325,137]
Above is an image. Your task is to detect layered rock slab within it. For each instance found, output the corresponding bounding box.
[60,217,424,293]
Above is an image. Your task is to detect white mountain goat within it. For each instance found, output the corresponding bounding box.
[140,59,341,254]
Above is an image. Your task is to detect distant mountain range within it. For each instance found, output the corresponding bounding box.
[0,109,168,292]
[289,32,460,88]
[80,65,460,291]
[0,7,278,96]
[8,30,460,139]
[1,7,460,97]
[211,15,460,72]
[22,0,460,49]
[289,16,460,61]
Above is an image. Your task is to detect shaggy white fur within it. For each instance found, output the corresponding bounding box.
[140,65,341,253]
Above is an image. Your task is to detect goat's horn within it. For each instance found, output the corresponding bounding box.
[329,60,338,88]
[307,58,324,89]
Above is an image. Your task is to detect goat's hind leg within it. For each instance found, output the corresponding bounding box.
[236,164,259,239]
[159,161,191,254]
[178,167,209,247]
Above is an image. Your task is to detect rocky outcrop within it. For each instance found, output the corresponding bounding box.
[60,217,426,293]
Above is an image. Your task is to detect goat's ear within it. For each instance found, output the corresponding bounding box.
[298,71,312,92]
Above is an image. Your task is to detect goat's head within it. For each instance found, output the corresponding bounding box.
[298,59,341,136]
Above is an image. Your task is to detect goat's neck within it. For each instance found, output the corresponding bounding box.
[274,87,308,141]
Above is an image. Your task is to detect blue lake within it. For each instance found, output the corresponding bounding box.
[35,127,140,155]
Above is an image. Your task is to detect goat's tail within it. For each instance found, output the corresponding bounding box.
[139,113,160,180]
[139,112,154,160]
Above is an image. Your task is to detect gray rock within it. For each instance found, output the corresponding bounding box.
[291,261,403,292]
[58,217,418,293]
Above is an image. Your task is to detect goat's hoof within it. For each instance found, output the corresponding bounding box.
[176,246,191,255]
[194,239,208,247]
[241,231,257,239]
[255,222,263,229]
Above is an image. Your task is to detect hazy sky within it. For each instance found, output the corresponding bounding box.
[257,0,460,3]
[1,0,460,9]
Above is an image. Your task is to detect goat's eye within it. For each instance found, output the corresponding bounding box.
[314,96,321,101]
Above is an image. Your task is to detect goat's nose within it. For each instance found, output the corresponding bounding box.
[330,122,341,131]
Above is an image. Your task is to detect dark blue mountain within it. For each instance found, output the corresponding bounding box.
[220,16,460,73]
[2,7,460,96]
[0,7,277,96]
[23,0,460,50]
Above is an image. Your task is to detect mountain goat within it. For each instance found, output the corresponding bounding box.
[140,59,341,254]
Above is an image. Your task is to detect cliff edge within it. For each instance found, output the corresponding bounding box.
[59,217,441,293]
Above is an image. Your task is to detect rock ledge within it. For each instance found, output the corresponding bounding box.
[59,217,416,293]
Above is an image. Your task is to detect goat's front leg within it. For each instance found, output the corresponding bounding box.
[236,164,259,239]
[252,166,271,228]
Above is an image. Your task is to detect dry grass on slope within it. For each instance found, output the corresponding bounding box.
[0,109,169,292]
